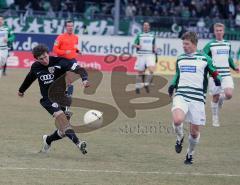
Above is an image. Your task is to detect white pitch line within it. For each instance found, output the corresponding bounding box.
[0,167,239,177]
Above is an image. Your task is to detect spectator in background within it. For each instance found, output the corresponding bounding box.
[81,24,88,35]
[181,5,190,18]
[210,0,220,18]
[235,2,240,26]
[189,1,197,17]
[50,0,61,12]
[228,0,236,18]
[125,2,136,17]
[14,0,29,11]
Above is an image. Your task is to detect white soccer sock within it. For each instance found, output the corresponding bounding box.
[172,123,184,141]
[219,93,226,105]
[144,73,153,86]
[136,75,143,89]
[187,134,200,156]
[219,93,226,101]
[211,101,219,116]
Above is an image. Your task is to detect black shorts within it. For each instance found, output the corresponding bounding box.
[40,98,65,116]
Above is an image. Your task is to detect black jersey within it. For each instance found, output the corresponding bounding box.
[19,56,88,99]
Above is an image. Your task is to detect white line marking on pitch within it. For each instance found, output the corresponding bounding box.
[0,167,239,177]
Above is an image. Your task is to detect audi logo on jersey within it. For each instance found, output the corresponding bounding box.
[40,74,54,81]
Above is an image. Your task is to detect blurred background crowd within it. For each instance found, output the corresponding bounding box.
[0,0,239,20]
[0,0,240,39]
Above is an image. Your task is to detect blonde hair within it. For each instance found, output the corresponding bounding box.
[214,23,225,29]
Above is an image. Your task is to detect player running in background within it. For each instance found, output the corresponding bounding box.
[0,15,15,77]
[53,20,80,116]
[133,22,156,94]
[18,44,89,154]
[168,32,222,164]
[203,23,239,127]
[237,48,240,71]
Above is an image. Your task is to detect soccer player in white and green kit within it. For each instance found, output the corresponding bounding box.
[203,23,239,127]
[133,22,156,94]
[0,15,15,77]
[168,32,222,165]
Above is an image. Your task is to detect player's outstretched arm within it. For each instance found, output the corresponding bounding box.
[18,71,37,96]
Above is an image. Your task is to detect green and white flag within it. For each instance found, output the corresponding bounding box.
[0,0,14,8]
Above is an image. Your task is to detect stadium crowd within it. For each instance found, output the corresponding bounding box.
[0,0,239,20]
[125,0,240,20]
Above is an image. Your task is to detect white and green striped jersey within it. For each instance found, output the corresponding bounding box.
[0,25,14,49]
[171,51,219,103]
[203,39,236,77]
[134,31,155,54]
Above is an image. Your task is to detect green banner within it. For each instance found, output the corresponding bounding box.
[5,16,131,35]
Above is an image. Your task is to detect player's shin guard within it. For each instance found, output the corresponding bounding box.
[218,93,225,108]
[65,129,80,145]
[187,134,200,156]
[46,129,64,145]
[3,63,6,75]
[173,122,184,141]
[211,101,219,116]
[66,85,74,97]
[211,101,219,126]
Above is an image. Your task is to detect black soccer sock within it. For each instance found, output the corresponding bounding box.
[141,74,145,82]
[3,63,7,73]
[65,129,80,145]
[46,129,63,145]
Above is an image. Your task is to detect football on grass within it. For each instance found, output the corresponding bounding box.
[83,110,103,127]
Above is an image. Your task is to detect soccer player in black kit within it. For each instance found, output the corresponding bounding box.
[18,44,89,154]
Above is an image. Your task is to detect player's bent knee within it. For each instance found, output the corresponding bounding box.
[212,94,220,102]
[53,110,64,118]
[54,111,72,133]
[189,126,199,138]
[225,92,232,100]
[190,133,199,139]
[173,117,184,125]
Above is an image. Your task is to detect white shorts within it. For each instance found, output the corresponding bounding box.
[134,54,156,71]
[0,49,8,67]
[171,96,206,126]
[209,76,234,95]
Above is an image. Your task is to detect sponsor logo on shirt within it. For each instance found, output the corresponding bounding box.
[0,33,6,37]
[48,67,55,74]
[40,74,54,84]
[180,65,196,73]
[40,74,54,81]
[52,102,59,108]
[217,49,228,54]
[143,40,152,43]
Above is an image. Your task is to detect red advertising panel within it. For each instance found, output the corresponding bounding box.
[7,51,137,72]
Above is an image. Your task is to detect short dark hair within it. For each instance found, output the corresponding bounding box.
[181,31,198,45]
[32,44,49,59]
[65,20,73,26]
